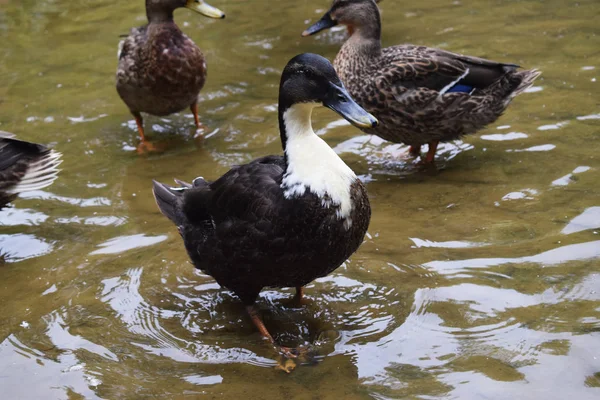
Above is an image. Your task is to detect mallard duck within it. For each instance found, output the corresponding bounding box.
[0,132,62,209]
[116,0,225,151]
[303,0,541,164]
[153,53,377,357]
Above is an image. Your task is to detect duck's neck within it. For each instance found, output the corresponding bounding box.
[146,1,176,23]
[344,7,383,57]
[279,103,357,220]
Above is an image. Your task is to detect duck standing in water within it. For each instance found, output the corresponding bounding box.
[0,132,62,209]
[153,54,378,357]
[116,0,225,152]
[303,0,541,164]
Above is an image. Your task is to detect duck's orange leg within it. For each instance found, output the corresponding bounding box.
[295,287,304,302]
[132,111,146,141]
[190,101,201,130]
[424,140,439,164]
[291,286,310,306]
[246,305,301,359]
[409,145,422,157]
[132,111,163,153]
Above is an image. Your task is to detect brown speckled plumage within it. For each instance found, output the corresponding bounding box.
[305,0,541,161]
[117,23,206,116]
[116,0,225,143]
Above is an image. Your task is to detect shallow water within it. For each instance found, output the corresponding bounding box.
[1,0,599,398]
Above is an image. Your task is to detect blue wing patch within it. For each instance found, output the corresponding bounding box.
[446,84,474,93]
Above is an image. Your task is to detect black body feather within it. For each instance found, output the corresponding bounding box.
[153,155,370,305]
[0,134,61,209]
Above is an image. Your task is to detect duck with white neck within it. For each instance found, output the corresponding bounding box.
[152,53,377,364]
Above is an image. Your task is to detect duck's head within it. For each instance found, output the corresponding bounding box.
[146,0,225,23]
[279,53,378,131]
[302,0,380,38]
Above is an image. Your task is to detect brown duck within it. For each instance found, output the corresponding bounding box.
[116,0,225,151]
[303,0,541,164]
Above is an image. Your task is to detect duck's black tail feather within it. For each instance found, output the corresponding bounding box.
[152,180,186,226]
[0,136,62,195]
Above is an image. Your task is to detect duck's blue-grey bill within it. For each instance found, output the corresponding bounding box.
[302,13,337,36]
[325,86,379,129]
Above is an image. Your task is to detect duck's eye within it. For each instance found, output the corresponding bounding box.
[337,93,347,102]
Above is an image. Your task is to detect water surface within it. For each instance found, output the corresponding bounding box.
[0,0,599,398]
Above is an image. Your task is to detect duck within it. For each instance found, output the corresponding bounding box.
[116,0,225,151]
[302,0,541,164]
[152,53,378,358]
[0,132,62,209]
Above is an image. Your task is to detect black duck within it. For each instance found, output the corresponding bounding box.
[153,53,378,357]
[116,0,225,151]
[303,0,541,164]
[0,132,62,209]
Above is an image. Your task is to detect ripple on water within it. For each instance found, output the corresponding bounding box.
[409,238,487,249]
[551,166,591,187]
[101,267,276,367]
[0,334,103,399]
[341,238,600,393]
[507,144,556,152]
[90,234,167,255]
[562,207,600,235]
[0,234,53,262]
[98,266,404,369]
[480,132,528,141]
[18,190,111,207]
[424,240,600,274]
[0,207,49,226]
[332,133,472,172]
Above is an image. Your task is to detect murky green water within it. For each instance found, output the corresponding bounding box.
[1,0,599,398]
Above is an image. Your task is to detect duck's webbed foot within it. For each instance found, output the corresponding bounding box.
[247,305,299,355]
[275,357,297,373]
[136,140,167,154]
[246,305,314,363]
[130,111,165,154]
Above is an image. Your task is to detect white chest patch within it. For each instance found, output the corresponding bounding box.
[281,103,357,223]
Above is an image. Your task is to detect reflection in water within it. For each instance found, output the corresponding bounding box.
[0,334,103,399]
[18,190,111,207]
[409,238,486,249]
[90,234,168,255]
[0,0,599,398]
[0,234,53,262]
[552,166,592,186]
[509,144,556,152]
[0,207,49,226]
[480,132,528,141]
[425,240,600,273]
[562,207,600,235]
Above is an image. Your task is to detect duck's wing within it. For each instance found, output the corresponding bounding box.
[206,156,286,223]
[118,26,147,61]
[0,137,62,197]
[153,156,286,229]
[379,45,518,95]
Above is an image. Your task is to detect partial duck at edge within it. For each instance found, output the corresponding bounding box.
[0,132,62,210]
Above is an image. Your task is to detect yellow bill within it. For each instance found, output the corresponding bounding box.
[185,0,225,19]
